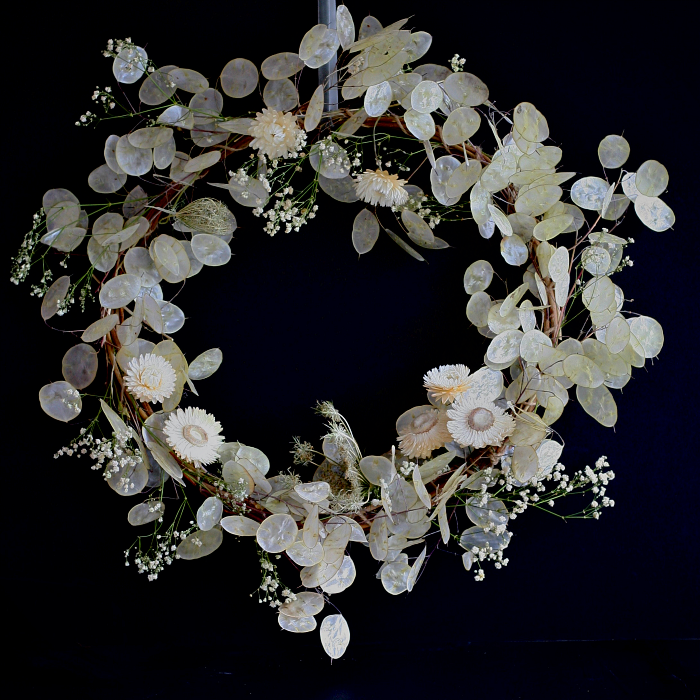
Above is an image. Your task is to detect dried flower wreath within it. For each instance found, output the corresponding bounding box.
[11,3,671,659]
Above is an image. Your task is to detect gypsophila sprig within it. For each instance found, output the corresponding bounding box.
[19,2,669,660]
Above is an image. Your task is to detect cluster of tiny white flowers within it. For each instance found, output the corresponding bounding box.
[129,525,194,582]
[90,85,116,111]
[56,289,76,316]
[397,459,418,478]
[316,138,351,175]
[75,110,96,127]
[450,54,466,72]
[212,476,249,509]
[90,431,143,493]
[102,37,134,58]
[54,426,94,459]
[255,553,297,608]
[11,210,44,286]
[253,185,319,236]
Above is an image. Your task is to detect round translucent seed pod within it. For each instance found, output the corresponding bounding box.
[128,500,165,526]
[576,385,617,427]
[598,135,630,169]
[404,109,435,140]
[188,349,222,380]
[636,160,669,197]
[176,528,223,559]
[570,176,608,211]
[364,80,392,117]
[191,234,231,266]
[124,247,161,287]
[115,135,152,176]
[381,561,411,595]
[256,513,298,553]
[514,185,562,217]
[445,160,482,198]
[628,316,664,358]
[411,80,442,113]
[318,174,359,203]
[442,107,481,145]
[157,301,185,334]
[463,260,493,294]
[197,496,223,531]
[263,78,298,111]
[500,234,528,266]
[88,164,127,194]
[81,314,119,343]
[401,210,435,245]
[352,209,380,254]
[261,52,304,81]
[488,302,520,334]
[139,65,178,105]
[113,46,147,84]
[486,329,524,364]
[40,276,71,320]
[99,274,143,309]
[168,68,208,93]
[321,555,357,594]
[221,58,258,98]
[278,614,317,633]
[359,455,396,486]
[563,354,605,388]
[443,72,488,106]
[39,381,81,421]
[62,343,98,390]
[305,84,325,132]
[221,515,259,536]
[279,592,324,619]
[634,195,675,232]
[320,614,351,659]
[466,291,491,326]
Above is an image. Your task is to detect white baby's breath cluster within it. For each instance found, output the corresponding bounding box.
[255,552,297,608]
[450,53,466,72]
[253,185,319,236]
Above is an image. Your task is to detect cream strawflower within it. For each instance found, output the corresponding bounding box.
[163,407,225,466]
[354,169,409,207]
[423,364,472,405]
[447,394,515,449]
[124,353,177,403]
[248,108,305,160]
[397,405,452,459]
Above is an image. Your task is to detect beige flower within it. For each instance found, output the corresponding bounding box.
[248,108,304,160]
[163,407,225,465]
[447,394,515,449]
[396,405,452,459]
[124,353,176,404]
[354,169,409,207]
[423,364,472,405]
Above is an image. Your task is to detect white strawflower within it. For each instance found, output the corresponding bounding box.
[163,407,225,466]
[423,364,471,405]
[354,169,409,207]
[124,353,177,403]
[397,406,452,459]
[447,394,515,449]
[248,108,304,160]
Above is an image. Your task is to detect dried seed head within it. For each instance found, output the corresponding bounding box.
[174,198,233,235]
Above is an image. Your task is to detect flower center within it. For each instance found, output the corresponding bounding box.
[467,407,495,432]
[413,411,438,434]
[183,424,209,446]
[270,124,285,143]
[140,368,162,389]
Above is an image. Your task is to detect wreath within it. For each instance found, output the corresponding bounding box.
[11,3,671,659]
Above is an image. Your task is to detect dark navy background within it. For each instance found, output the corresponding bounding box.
[5,1,698,697]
